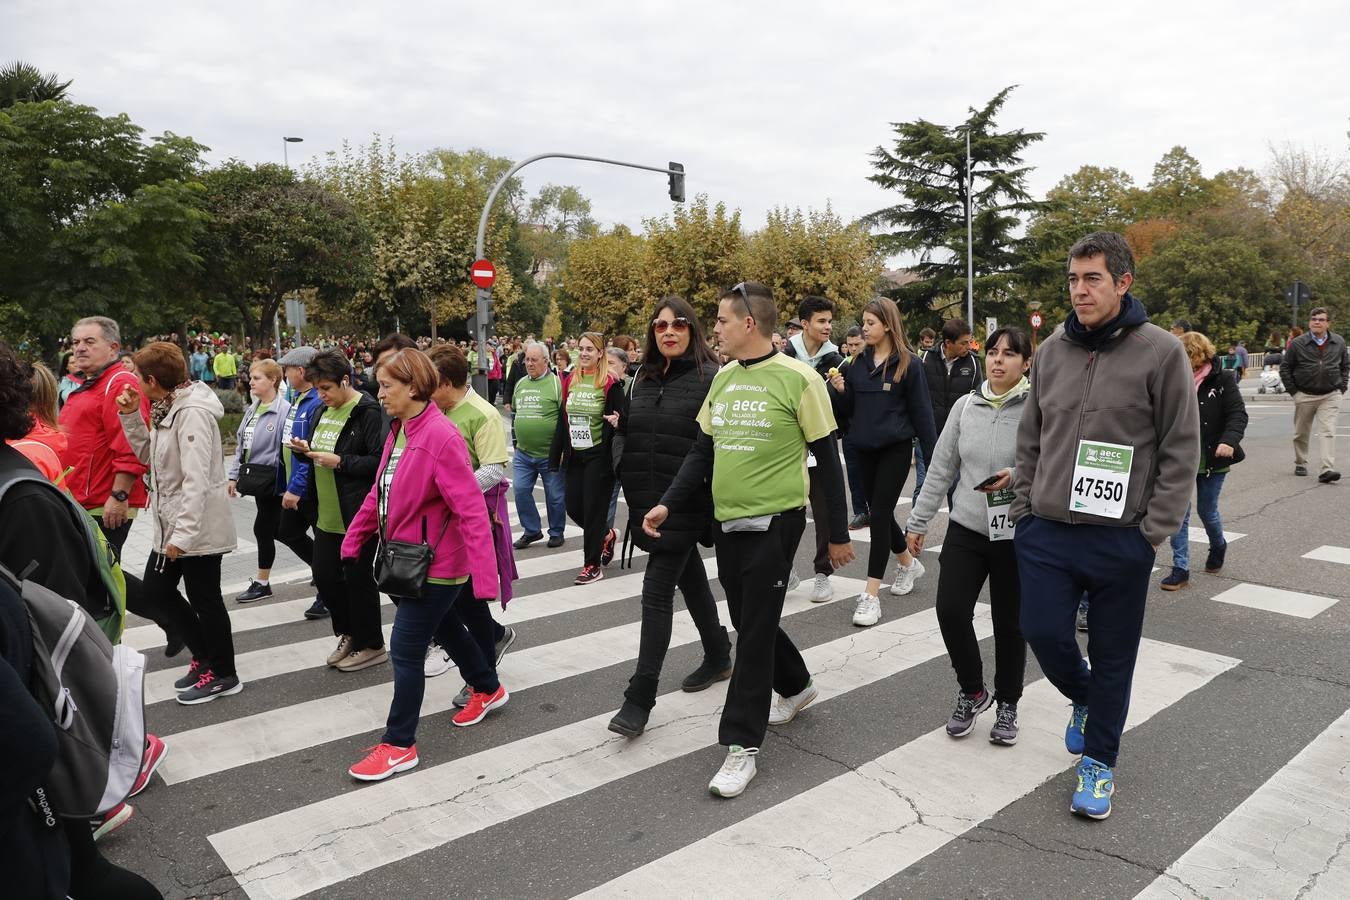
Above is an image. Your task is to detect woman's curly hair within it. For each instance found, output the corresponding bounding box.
[0,343,36,441]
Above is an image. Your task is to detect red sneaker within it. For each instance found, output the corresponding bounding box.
[574,564,603,585]
[129,733,168,797]
[348,743,419,782]
[600,528,617,567]
[92,802,133,842]
[452,685,509,727]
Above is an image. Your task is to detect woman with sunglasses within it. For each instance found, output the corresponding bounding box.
[549,332,625,584]
[607,298,732,737]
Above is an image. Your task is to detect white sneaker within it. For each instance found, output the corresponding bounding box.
[708,745,759,798]
[423,642,452,678]
[810,574,833,603]
[889,558,926,596]
[768,680,819,725]
[786,569,801,592]
[852,592,882,627]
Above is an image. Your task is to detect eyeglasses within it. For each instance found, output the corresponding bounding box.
[652,317,691,333]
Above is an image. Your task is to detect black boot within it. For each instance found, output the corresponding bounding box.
[608,700,650,738]
[682,628,733,692]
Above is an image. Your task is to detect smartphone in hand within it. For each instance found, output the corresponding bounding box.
[972,474,1002,491]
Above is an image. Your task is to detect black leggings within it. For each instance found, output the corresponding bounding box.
[564,447,616,568]
[252,494,314,571]
[857,440,912,579]
[936,521,1025,702]
[142,552,234,677]
[313,530,383,651]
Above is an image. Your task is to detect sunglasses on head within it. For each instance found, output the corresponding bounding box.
[652,317,691,333]
[730,282,755,322]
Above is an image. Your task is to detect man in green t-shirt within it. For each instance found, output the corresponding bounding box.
[645,282,854,799]
[510,342,566,549]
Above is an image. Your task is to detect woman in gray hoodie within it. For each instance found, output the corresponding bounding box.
[907,327,1032,747]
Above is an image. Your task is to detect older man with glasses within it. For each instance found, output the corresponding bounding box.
[511,342,568,549]
[1280,307,1348,482]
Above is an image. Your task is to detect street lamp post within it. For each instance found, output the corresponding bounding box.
[282,136,303,169]
[964,126,974,328]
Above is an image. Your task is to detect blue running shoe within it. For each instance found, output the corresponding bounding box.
[1065,704,1088,754]
[1071,755,1114,819]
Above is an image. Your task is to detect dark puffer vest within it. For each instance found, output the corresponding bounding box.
[618,356,719,554]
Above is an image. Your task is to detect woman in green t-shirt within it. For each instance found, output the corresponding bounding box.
[548,332,625,584]
[290,350,387,673]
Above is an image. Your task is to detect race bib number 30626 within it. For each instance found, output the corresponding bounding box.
[1069,439,1133,519]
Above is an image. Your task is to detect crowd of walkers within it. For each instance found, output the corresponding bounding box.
[5,228,1348,896]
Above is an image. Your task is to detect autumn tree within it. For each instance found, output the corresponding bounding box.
[554,225,648,334]
[865,85,1046,324]
[641,195,746,325]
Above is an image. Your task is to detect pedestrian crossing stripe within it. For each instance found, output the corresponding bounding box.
[1132,707,1350,899]
[1211,583,1340,619]
[208,599,995,898]
[1302,545,1350,566]
[579,640,1239,899]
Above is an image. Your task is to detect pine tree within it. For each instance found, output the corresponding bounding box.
[865,86,1045,328]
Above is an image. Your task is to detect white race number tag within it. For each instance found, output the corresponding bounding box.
[985,487,1015,541]
[806,451,817,468]
[568,415,595,450]
[1069,439,1133,519]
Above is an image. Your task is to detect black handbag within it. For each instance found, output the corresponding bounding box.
[373,458,452,597]
[235,461,277,497]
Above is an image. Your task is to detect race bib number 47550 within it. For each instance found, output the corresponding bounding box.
[1069,439,1133,519]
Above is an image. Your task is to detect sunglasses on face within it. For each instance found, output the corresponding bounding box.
[652,317,691,333]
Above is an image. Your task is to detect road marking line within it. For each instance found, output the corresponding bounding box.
[1302,545,1350,566]
[1133,707,1350,900]
[208,598,988,899]
[1212,583,1340,619]
[580,639,1239,900]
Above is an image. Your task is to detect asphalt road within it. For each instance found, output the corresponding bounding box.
[102,392,1350,900]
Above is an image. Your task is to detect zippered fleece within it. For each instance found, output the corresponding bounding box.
[1010,296,1200,546]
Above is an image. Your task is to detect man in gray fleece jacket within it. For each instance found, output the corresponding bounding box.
[1011,231,1199,820]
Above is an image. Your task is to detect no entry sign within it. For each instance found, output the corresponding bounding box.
[470,259,496,289]
[1030,312,1044,329]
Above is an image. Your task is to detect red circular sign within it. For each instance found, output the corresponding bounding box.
[1030,312,1044,329]
[470,259,496,289]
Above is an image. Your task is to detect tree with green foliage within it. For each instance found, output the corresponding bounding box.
[641,195,745,325]
[0,61,71,108]
[0,98,208,350]
[555,225,648,334]
[865,85,1046,325]
[192,162,370,348]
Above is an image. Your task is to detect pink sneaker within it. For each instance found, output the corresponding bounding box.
[129,733,168,797]
[92,802,133,842]
[348,743,419,782]
[452,685,509,727]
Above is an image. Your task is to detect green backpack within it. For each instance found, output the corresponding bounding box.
[0,471,128,643]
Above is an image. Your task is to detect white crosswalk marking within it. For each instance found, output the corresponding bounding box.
[1302,545,1350,566]
[208,600,993,898]
[579,639,1239,899]
[1211,583,1340,619]
[1133,708,1350,899]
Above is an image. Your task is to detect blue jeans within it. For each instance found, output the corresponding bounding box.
[383,581,499,747]
[1169,472,1227,572]
[512,449,566,538]
[842,433,868,517]
[606,481,621,531]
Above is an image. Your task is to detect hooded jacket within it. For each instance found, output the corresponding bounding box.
[57,361,150,511]
[119,381,238,556]
[228,393,292,494]
[342,405,498,598]
[1196,361,1248,473]
[785,333,843,376]
[909,384,1027,538]
[1010,294,1200,545]
[617,356,719,554]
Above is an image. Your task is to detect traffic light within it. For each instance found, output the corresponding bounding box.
[668,162,685,203]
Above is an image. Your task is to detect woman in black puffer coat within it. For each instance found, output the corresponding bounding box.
[607,296,731,738]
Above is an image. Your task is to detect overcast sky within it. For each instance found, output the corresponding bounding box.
[7,1,1348,256]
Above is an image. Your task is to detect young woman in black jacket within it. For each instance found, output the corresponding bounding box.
[1161,332,1249,590]
[607,297,731,737]
[828,297,938,628]
[291,350,389,672]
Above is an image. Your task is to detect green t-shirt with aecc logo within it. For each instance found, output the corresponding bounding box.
[310,393,360,534]
[564,376,606,449]
[447,389,509,469]
[696,354,837,521]
[511,374,562,458]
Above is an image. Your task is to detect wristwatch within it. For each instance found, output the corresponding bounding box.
[110,489,130,503]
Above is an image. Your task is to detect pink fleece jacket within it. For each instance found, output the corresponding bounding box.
[342,405,499,600]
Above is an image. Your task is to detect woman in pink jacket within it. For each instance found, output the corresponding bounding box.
[342,349,504,782]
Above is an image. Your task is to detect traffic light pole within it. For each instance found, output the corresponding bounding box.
[470,152,685,395]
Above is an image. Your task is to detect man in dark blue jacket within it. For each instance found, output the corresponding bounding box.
[277,346,328,619]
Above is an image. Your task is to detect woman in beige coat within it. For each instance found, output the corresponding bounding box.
[117,342,241,705]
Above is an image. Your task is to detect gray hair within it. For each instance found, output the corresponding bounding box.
[1068,231,1135,284]
[73,315,121,346]
[523,341,549,360]
[605,346,630,366]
